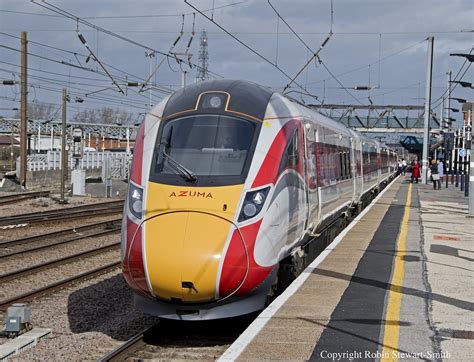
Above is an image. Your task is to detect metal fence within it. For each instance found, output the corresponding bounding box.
[17,151,132,179]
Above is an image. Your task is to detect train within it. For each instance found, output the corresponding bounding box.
[121,80,398,320]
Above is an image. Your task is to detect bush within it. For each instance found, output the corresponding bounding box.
[0,147,19,161]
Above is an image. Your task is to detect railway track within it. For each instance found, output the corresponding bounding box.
[0,242,120,283]
[0,218,122,258]
[0,200,124,227]
[99,316,256,361]
[100,326,152,362]
[0,261,120,311]
[0,216,123,311]
[97,184,394,361]
[0,191,50,206]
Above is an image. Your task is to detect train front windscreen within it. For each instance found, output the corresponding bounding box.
[150,114,260,186]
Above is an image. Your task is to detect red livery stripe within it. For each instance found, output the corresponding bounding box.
[123,218,149,295]
[130,122,145,185]
[219,220,274,297]
[220,119,304,297]
[252,119,299,187]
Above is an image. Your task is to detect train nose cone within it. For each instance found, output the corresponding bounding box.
[144,211,233,302]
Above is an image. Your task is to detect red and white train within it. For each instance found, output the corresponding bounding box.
[121,80,397,320]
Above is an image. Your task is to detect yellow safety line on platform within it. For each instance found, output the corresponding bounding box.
[381,183,412,361]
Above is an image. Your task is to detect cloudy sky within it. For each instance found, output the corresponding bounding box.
[0,0,472,124]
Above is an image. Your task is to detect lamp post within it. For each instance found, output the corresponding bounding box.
[422,37,434,184]
[466,112,473,216]
[60,89,67,203]
[450,80,473,89]
[450,53,474,62]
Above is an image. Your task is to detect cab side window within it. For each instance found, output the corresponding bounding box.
[278,129,299,174]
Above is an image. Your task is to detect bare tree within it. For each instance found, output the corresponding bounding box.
[72,109,98,123]
[72,107,134,125]
[14,102,58,120]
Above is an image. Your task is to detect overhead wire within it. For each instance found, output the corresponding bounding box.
[356,74,445,101]
[318,60,365,106]
[0,67,166,109]
[430,47,473,110]
[0,95,102,116]
[0,42,157,118]
[0,59,119,83]
[76,28,125,93]
[266,0,333,92]
[169,14,185,54]
[29,83,151,110]
[30,0,224,79]
[0,1,248,20]
[1,43,108,76]
[266,0,363,108]
[0,30,172,90]
[184,13,197,67]
[184,0,320,102]
[0,65,159,110]
[0,67,111,89]
[0,43,172,102]
[306,39,426,86]
[167,14,187,73]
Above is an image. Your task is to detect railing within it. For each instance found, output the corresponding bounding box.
[17,151,131,179]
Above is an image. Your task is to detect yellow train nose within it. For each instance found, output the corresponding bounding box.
[144,211,233,302]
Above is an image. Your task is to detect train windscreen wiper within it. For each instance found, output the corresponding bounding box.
[160,148,198,183]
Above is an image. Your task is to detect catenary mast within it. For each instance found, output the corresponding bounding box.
[196,30,209,82]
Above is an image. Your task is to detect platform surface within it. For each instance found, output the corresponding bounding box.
[220,177,473,361]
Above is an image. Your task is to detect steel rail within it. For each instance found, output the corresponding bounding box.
[0,199,123,221]
[99,326,156,362]
[0,191,50,206]
[0,242,120,283]
[0,201,124,226]
[0,261,121,311]
[0,227,120,259]
[0,208,123,227]
[0,218,122,249]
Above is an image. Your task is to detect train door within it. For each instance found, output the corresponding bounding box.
[359,142,364,195]
[303,122,319,231]
[377,145,382,182]
[350,137,357,201]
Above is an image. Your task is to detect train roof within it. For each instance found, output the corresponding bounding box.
[161,79,273,122]
[154,79,394,153]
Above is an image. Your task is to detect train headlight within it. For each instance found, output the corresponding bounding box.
[128,183,143,219]
[209,96,222,108]
[201,93,226,110]
[243,203,257,218]
[252,191,265,205]
[238,186,270,222]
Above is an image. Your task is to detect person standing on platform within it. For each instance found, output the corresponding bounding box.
[437,159,444,190]
[411,160,420,183]
[430,160,440,190]
[398,160,403,175]
[402,158,407,175]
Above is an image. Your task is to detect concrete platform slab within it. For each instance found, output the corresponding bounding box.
[220,177,473,361]
[0,328,51,360]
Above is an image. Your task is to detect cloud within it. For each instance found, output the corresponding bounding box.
[0,0,472,121]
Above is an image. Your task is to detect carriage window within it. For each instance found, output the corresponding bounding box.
[345,151,351,178]
[339,152,344,179]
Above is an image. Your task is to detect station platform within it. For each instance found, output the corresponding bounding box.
[220,177,473,361]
